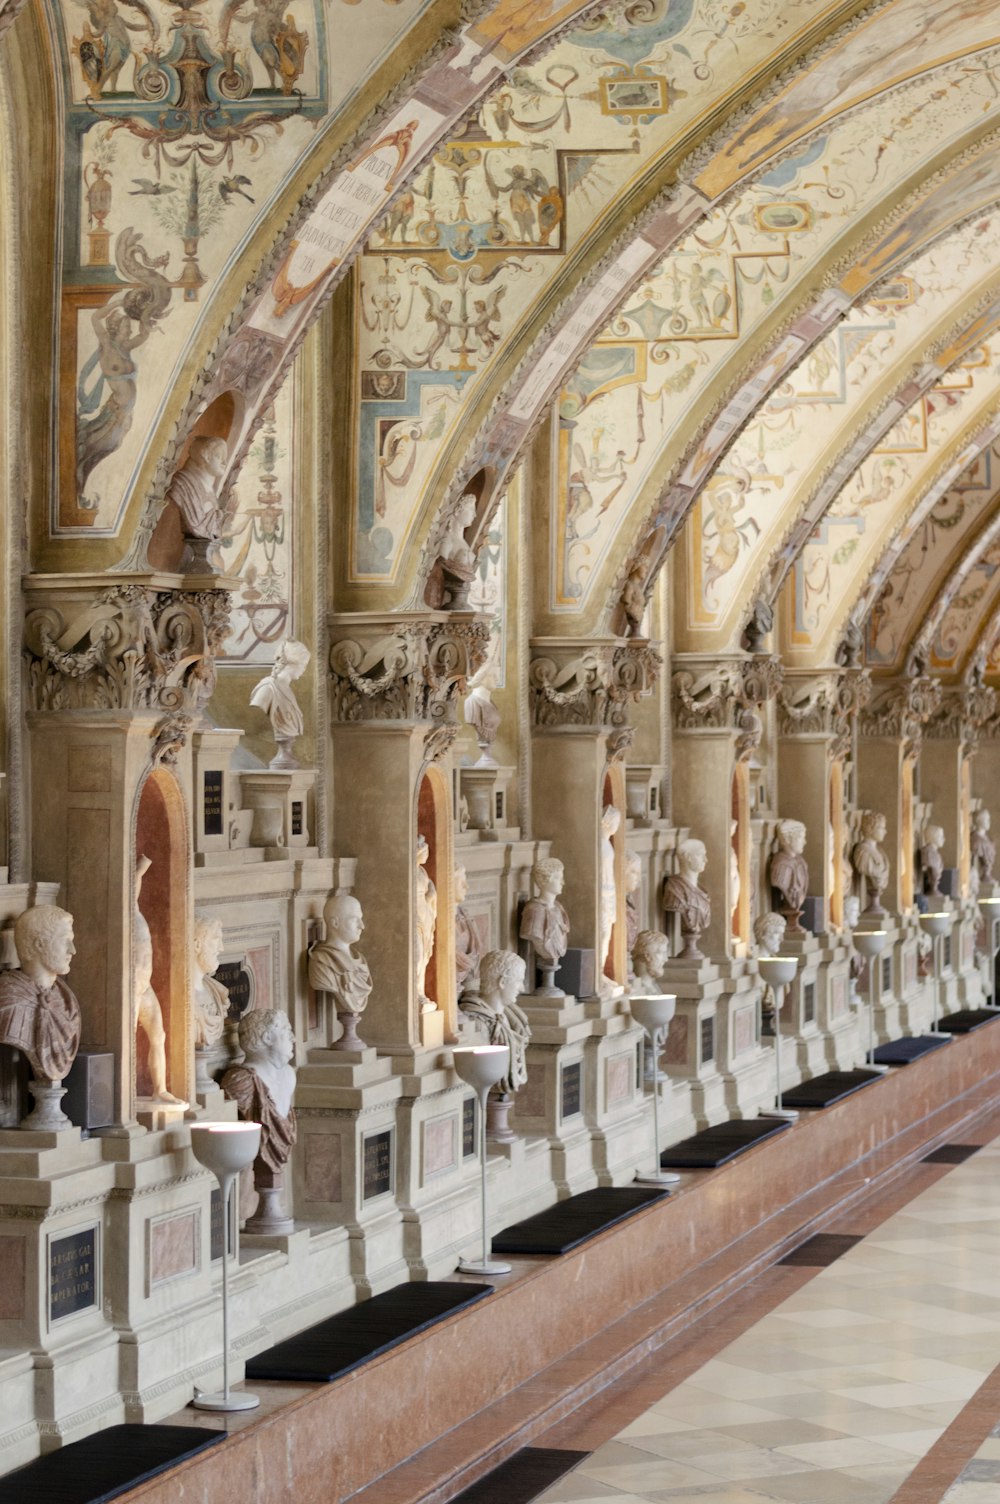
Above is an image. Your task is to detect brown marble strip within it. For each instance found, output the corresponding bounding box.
[888,1360,1000,1504]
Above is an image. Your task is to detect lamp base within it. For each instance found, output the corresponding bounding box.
[458,1256,512,1276]
[635,1169,680,1187]
[192,1389,260,1412]
[864,1060,891,1074]
[759,1107,799,1122]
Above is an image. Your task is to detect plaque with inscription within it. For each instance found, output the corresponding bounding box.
[203,770,224,837]
[50,1227,97,1322]
[803,982,816,1026]
[560,1061,582,1120]
[216,960,254,1022]
[363,1128,393,1200]
[210,1186,233,1262]
[291,800,304,838]
[700,1016,715,1065]
[462,1096,476,1158]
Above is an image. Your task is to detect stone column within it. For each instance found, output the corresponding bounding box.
[856,675,942,916]
[328,611,488,1064]
[528,638,661,987]
[22,574,233,1127]
[922,686,995,895]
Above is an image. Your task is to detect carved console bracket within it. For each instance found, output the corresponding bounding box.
[328,612,490,725]
[858,672,942,760]
[777,667,872,761]
[529,638,662,730]
[23,576,233,723]
[925,683,997,753]
[671,652,781,754]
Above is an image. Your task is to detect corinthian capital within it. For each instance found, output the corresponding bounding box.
[328,612,489,724]
[529,638,662,729]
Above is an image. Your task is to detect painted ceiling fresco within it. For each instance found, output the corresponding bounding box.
[547,53,1000,622]
[349,0,844,580]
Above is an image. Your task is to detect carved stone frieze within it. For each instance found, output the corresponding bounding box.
[329,613,489,725]
[23,579,232,715]
[529,639,662,730]
[672,653,781,734]
[858,674,942,756]
[924,684,997,747]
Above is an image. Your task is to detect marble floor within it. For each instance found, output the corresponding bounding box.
[524,1134,1000,1504]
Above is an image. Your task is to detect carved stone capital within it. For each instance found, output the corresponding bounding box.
[328,612,489,724]
[924,684,997,748]
[858,674,942,754]
[23,575,233,718]
[529,638,662,730]
[672,652,781,733]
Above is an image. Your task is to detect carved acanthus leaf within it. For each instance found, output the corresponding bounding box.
[529,639,662,729]
[329,614,489,724]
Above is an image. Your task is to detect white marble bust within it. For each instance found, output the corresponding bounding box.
[440,491,477,571]
[770,818,809,933]
[520,856,571,993]
[167,435,228,541]
[459,949,530,1097]
[919,823,944,899]
[250,638,310,770]
[852,810,890,915]
[308,892,372,1049]
[631,928,670,994]
[663,837,711,961]
[971,809,996,887]
[192,913,228,1052]
[0,906,81,1128]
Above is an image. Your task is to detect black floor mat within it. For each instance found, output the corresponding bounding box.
[923,1143,980,1164]
[658,1116,791,1169]
[491,1187,669,1256]
[1,1423,225,1504]
[871,1035,952,1065]
[780,1069,883,1109]
[245,1280,493,1382]
[780,1233,863,1267]
[936,1009,1000,1034]
[451,1448,589,1504]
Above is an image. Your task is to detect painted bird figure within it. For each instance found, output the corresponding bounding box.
[129,178,174,195]
[219,175,255,205]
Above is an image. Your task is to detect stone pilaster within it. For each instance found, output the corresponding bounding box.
[857,673,941,914]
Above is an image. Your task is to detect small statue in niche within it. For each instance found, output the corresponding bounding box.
[520,856,571,997]
[769,818,809,936]
[0,905,81,1130]
[620,564,646,637]
[464,666,501,768]
[754,910,787,1037]
[631,929,673,1083]
[598,805,625,998]
[440,491,477,572]
[662,837,711,962]
[972,808,996,889]
[852,809,890,916]
[624,851,643,968]
[307,892,372,1050]
[454,865,482,999]
[415,835,438,1014]
[165,435,230,570]
[843,894,864,1007]
[222,1009,297,1234]
[459,949,531,1142]
[730,818,741,937]
[249,638,310,770]
[134,854,186,1107]
[919,822,945,900]
[192,913,230,1093]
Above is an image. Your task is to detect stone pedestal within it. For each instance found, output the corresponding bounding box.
[191,728,244,864]
[240,768,317,857]
[514,993,595,1195]
[780,932,828,1078]
[660,958,727,1129]
[581,996,647,1184]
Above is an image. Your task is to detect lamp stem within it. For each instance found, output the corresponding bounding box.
[220,1170,233,1404]
[650,1030,661,1174]
[478,1087,490,1269]
[773,985,783,1110]
[933,935,940,1030]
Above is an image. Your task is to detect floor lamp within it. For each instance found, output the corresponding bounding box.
[452,1045,512,1277]
[918,911,951,1032]
[979,896,1000,1007]
[758,955,800,1121]
[630,994,680,1188]
[853,928,888,1072]
[190,1122,262,1413]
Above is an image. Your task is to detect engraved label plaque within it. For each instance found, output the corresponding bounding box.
[203,770,224,837]
[363,1128,393,1200]
[560,1061,582,1120]
[700,1016,715,1065]
[462,1096,476,1157]
[291,801,304,837]
[50,1228,97,1322]
[216,960,253,1022]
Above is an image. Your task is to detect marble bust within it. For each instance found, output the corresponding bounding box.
[192,913,230,1093]
[624,850,643,961]
[598,804,625,998]
[843,893,864,1006]
[663,837,711,962]
[852,810,890,916]
[308,892,372,1050]
[459,950,531,1139]
[919,823,945,900]
[166,435,229,570]
[454,864,482,998]
[770,818,809,935]
[971,809,996,888]
[464,667,501,767]
[631,929,672,1083]
[520,856,571,996]
[0,905,81,1129]
[222,1008,297,1233]
[754,910,787,958]
[250,638,310,770]
[440,491,477,572]
[415,835,438,1014]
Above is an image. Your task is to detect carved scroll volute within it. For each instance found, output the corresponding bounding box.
[329,614,490,724]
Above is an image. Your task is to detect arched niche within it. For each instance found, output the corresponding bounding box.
[422,465,495,610]
[900,756,915,912]
[731,765,750,953]
[602,764,627,990]
[829,760,845,930]
[146,391,242,571]
[416,764,456,1039]
[133,767,191,1108]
